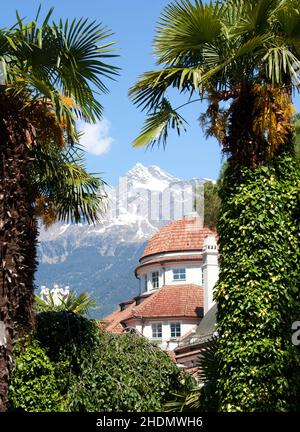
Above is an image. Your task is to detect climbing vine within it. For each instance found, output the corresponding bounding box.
[215,149,300,411]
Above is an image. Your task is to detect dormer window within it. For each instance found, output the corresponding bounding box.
[173,268,186,281]
[152,271,159,289]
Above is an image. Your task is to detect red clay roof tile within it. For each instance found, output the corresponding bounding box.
[128,284,203,319]
[104,284,204,334]
[141,217,215,260]
[103,301,137,334]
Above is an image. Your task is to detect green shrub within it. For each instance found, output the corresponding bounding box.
[215,150,300,411]
[34,311,193,412]
[34,311,100,406]
[36,311,98,373]
[66,331,193,412]
[8,339,61,412]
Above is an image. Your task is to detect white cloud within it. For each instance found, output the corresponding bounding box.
[79,119,114,156]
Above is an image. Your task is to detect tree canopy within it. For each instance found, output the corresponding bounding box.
[130,0,300,164]
[0,8,118,411]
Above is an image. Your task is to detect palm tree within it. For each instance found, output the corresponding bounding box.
[0,9,118,411]
[130,0,300,411]
[130,0,299,161]
[17,143,106,333]
[35,289,97,317]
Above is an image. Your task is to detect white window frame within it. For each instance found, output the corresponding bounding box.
[152,323,162,339]
[152,271,159,289]
[170,322,181,338]
[172,268,186,281]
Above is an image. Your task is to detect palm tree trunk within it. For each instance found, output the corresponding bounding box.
[0,99,37,411]
[224,83,267,169]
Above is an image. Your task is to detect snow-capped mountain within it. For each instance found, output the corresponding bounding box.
[36,163,204,317]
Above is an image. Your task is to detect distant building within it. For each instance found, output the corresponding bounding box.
[39,284,70,306]
[104,215,219,353]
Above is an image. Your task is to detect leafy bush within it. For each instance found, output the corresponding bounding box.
[8,339,61,412]
[36,311,98,373]
[24,311,193,412]
[66,330,193,412]
[215,150,300,411]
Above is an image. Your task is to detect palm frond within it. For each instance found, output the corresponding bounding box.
[2,9,119,130]
[232,0,278,35]
[132,98,188,148]
[129,67,203,112]
[197,337,219,386]
[165,337,219,412]
[61,292,97,315]
[55,160,106,224]
[263,45,300,84]
[29,143,107,225]
[35,290,97,316]
[51,17,119,121]
[273,0,300,38]
[35,291,56,312]
[154,0,223,65]
[273,1,300,59]
[165,385,203,412]
[234,34,271,58]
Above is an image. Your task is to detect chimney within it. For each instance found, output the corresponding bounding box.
[202,234,219,315]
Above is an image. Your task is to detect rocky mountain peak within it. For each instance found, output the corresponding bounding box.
[36,164,207,317]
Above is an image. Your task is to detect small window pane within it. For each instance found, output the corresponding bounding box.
[170,323,181,338]
[144,275,147,291]
[152,323,162,338]
[152,271,159,289]
[173,268,186,280]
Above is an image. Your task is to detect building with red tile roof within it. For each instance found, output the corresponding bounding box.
[104,214,219,352]
[141,217,214,260]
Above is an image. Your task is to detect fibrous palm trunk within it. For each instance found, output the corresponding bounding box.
[224,83,268,169]
[0,94,37,411]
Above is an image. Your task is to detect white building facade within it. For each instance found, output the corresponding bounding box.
[105,215,219,351]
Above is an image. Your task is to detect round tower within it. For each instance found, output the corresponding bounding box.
[136,215,215,294]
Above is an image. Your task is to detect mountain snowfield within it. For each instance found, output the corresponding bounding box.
[36,163,206,317]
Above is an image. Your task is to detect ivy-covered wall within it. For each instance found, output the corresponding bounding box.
[215,150,300,411]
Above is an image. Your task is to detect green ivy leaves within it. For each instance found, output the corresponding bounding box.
[215,151,300,411]
[8,312,193,412]
[8,339,61,412]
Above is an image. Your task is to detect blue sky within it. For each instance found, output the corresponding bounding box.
[3,1,300,185]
